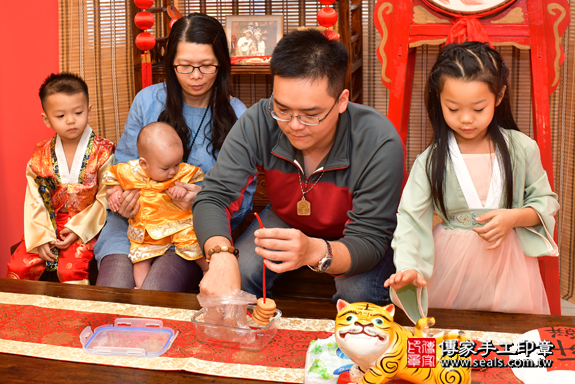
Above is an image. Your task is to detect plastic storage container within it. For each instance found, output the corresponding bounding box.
[80,318,178,357]
[191,305,281,352]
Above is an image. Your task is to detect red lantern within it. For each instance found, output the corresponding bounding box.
[317,7,338,28]
[134,0,154,9]
[134,11,155,30]
[319,0,336,4]
[135,32,156,51]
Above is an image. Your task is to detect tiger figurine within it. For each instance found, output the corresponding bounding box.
[334,300,471,384]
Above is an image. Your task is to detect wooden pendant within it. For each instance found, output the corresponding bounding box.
[297,197,311,216]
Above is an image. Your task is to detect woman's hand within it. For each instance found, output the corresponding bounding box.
[165,181,200,211]
[254,228,324,273]
[384,269,427,290]
[54,228,79,250]
[473,208,540,250]
[111,188,140,219]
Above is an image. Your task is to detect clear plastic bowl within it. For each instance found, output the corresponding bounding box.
[80,318,178,357]
[191,304,281,352]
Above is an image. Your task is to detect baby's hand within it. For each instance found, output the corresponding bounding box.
[107,186,123,212]
[384,269,427,290]
[54,228,80,250]
[166,185,187,200]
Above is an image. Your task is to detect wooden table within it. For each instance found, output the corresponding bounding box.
[1,278,574,383]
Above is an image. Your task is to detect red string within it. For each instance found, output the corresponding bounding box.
[254,212,266,304]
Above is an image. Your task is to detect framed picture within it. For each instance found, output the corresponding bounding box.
[226,15,283,65]
[424,0,516,15]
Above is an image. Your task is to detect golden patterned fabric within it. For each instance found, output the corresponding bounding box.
[103,160,204,262]
[24,134,115,253]
[0,292,522,383]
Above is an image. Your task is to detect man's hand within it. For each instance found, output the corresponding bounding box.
[473,209,521,250]
[165,181,200,211]
[38,242,57,262]
[199,252,241,296]
[54,228,80,250]
[384,269,427,290]
[253,228,324,274]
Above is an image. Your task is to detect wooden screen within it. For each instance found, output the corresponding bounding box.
[59,0,136,143]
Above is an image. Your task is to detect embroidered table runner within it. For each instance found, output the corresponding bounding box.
[0,292,522,383]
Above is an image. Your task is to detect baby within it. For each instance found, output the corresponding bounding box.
[104,122,208,289]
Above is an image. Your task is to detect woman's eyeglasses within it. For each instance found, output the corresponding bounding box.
[173,64,219,74]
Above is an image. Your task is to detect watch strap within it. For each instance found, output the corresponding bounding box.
[308,239,333,273]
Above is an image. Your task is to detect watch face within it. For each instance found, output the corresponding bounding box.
[320,257,332,272]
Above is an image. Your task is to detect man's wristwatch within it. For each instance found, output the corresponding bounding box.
[308,239,333,273]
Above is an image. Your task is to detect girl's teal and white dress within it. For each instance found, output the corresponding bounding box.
[391,129,559,323]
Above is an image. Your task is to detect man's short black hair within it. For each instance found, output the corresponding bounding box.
[39,72,89,110]
[270,29,348,99]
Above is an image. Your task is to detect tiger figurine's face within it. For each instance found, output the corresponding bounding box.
[334,300,472,384]
[334,300,394,369]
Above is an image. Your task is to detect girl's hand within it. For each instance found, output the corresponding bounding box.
[473,209,519,250]
[54,228,79,250]
[165,181,200,211]
[38,242,57,262]
[384,269,427,290]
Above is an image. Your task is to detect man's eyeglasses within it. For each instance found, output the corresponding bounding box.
[268,93,339,126]
[173,64,219,74]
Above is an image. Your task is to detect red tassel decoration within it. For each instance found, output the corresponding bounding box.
[141,52,152,88]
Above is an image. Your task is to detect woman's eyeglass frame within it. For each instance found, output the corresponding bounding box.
[173,64,219,75]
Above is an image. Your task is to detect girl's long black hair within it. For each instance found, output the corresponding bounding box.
[425,42,519,218]
[158,13,237,161]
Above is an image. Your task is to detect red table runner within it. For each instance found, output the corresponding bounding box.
[0,292,524,383]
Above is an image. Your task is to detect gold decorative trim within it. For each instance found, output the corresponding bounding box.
[376,2,393,83]
[63,279,90,285]
[409,38,447,48]
[146,218,193,240]
[0,339,304,383]
[175,245,203,260]
[492,41,530,50]
[0,292,523,382]
[490,7,524,24]
[129,243,172,262]
[413,5,450,25]
[547,3,567,87]
[127,225,145,242]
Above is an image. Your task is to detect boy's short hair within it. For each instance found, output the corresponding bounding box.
[270,29,348,99]
[39,73,89,110]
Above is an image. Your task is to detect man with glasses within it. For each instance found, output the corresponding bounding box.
[193,29,404,305]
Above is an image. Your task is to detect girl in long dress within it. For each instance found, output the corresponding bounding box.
[385,42,559,323]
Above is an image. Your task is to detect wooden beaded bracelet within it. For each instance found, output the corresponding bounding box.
[205,245,239,262]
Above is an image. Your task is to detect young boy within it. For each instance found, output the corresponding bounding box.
[7,73,115,284]
[104,122,208,289]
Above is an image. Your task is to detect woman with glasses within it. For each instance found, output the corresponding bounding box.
[94,13,254,291]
